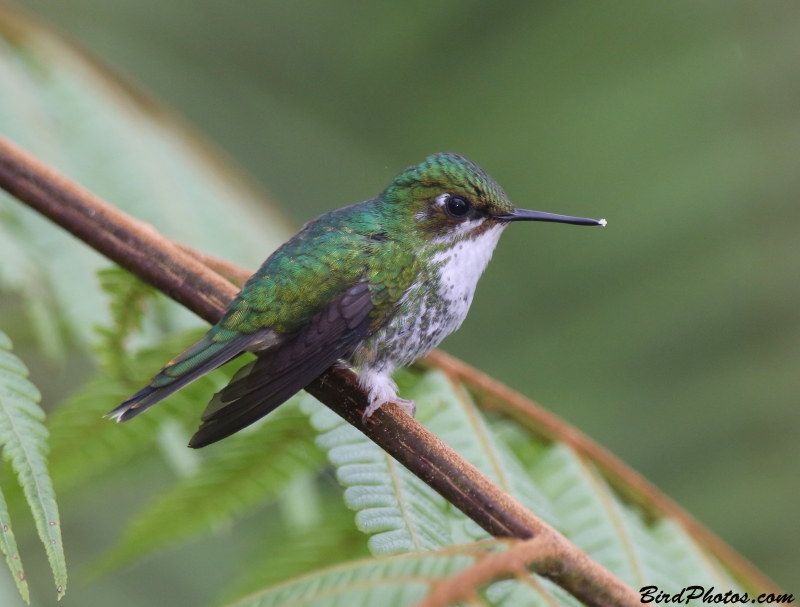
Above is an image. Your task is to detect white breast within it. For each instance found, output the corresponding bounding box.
[351,222,507,373]
[431,222,506,334]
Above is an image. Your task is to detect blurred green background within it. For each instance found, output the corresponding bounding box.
[2,0,798,598]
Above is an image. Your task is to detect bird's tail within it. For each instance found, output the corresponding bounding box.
[108,329,263,422]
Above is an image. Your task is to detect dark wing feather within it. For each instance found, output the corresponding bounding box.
[108,331,269,422]
[188,281,374,448]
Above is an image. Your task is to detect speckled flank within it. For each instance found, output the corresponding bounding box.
[352,221,507,409]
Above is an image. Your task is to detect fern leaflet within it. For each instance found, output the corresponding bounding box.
[0,329,66,601]
[96,400,326,572]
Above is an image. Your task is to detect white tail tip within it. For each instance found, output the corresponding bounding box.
[598,219,607,227]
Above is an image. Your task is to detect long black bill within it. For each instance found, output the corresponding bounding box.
[498,208,606,227]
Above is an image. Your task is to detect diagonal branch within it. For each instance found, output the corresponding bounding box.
[0,136,236,324]
[414,537,561,607]
[422,351,781,594]
[0,133,656,607]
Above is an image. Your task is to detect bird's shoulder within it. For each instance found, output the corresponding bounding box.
[219,201,416,334]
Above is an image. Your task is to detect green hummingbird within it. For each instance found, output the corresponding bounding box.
[109,153,605,448]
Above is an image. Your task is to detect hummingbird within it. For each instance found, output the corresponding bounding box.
[109,153,605,448]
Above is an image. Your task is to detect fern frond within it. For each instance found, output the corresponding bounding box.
[0,222,65,362]
[653,518,742,589]
[0,329,66,600]
[529,443,744,592]
[46,329,237,491]
[407,371,557,532]
[221,486,370,604]
[485,576,583,607]
[300,392,455,555]
[96,400,325,572]
[221,540,589,607]
[0,10,291,354]
[0,485,26,603]
[300,370,560,554]
[94,266,156,378]
[97,266,156,337]
[220,543,503,607]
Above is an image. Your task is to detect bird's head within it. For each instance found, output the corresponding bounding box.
[379,152,605,246]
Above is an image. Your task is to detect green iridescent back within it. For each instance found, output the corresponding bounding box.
[214,201,408,337]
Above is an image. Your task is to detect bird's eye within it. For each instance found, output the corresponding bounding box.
[445,196,470,218]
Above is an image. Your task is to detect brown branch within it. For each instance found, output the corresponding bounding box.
[422,351,782,595]
[415,537,562,607]
[0,133,683,607]
[416,535,656,607]
[0,136,237,324]
[176,243,252,287]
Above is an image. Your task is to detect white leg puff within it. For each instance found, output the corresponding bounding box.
[357,367,416,422]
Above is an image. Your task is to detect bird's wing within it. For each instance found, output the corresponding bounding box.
[107,328,275,422]
[110,205,376,425]
[189,280,374,447]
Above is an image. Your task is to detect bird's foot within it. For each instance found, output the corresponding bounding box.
[393,397,416,417]
[361,396,416,424]
[357,367,416,424]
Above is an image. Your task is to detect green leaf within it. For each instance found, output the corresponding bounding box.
[299,371,579,606]
[96,400,326,572]
[0,484,26,603]
[302,369,751,603]
[406,371,557,532]
[94,266,156,378]
[221,486,371,604]
[0,329,65,600]
[220,544,496,607]
[485,576,583,607]
[300,392,455,555]
[45,329,235,492]
[652,518,742,590]
[529,443,744,592]
[221,539,593,607]
[0,10,291,351]
[43,271,231,493]
[0,223,64,361]
[97,266,156,341]
[301,369,559,559]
